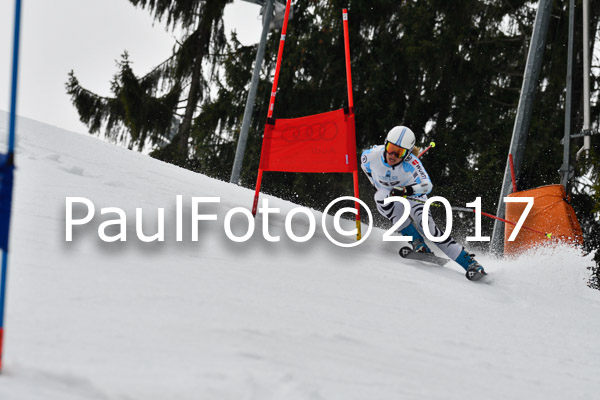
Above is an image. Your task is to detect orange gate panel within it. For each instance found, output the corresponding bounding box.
[504,184,583,255]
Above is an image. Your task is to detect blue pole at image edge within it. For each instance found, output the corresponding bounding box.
[8,0,22,152]
[0,0,22,372]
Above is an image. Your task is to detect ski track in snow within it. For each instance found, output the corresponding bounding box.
[0,112,599,400]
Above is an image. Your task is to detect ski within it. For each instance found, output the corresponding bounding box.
[399,246,449,267]
[399,247,491,283]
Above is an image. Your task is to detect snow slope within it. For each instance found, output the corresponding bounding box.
[0,112,599,400]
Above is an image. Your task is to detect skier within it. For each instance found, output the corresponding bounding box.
[361,126,487,281]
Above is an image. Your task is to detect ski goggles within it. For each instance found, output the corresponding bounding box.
[385,142,408,159]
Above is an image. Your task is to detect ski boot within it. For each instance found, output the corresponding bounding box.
[455,249,487,281]
[400,224,432,254]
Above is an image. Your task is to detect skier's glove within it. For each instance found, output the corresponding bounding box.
[390,186,414,197]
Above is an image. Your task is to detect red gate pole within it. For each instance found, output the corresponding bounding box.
[267,0,292,118]
[343,9,361,240]
[508,154,518,192]
[252,0,293,215]
[352,170,361,240]
[252,169,264,215]
[343,9,354,114]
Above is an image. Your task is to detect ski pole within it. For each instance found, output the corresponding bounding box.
[450,206,551,238]
[412,140,550,238]
[417,141,435,158]
[406,197,552,239]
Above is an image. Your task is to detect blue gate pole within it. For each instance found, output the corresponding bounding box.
[8,0,21,154]
[0,0,22,372]
[0,252,10,371]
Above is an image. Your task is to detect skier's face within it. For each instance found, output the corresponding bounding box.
[386,151,403,166]
[385,142,406,166]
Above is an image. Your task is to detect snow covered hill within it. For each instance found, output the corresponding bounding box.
[0,111,599,400]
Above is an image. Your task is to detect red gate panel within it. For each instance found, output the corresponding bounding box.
[259,109,357,173]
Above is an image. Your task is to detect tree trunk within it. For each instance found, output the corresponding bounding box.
[176,36,204,162]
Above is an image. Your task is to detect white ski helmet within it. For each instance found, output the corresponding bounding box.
[385,126,416,155]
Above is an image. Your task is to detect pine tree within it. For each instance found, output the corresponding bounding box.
[66,0,232,165]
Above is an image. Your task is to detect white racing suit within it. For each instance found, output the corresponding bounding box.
[360,145,463,261]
